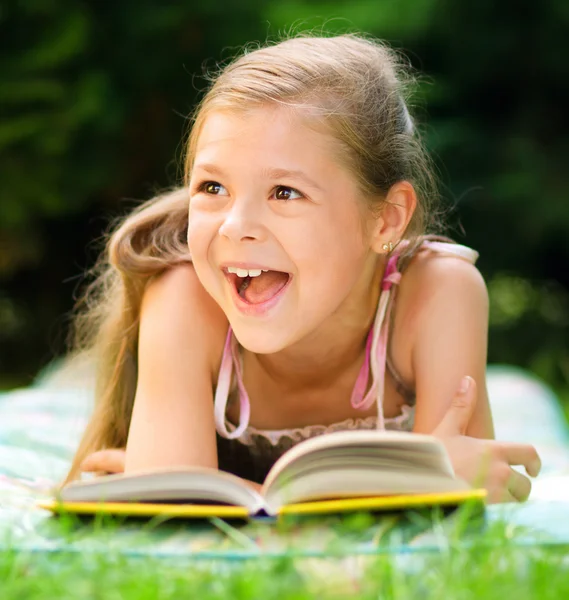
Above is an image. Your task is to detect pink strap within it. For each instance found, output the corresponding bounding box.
[421,241,479,263]
[370,292,392,430]
[349,328,373,409]
[350,253,402,411]
[213,328,251,439]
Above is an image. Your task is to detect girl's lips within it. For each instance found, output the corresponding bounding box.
[224,271,292,317]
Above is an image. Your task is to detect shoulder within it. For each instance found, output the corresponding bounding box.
[397,246,492,436]
[389,245,488,381]
[142,263,229,380]
[145,263,220,311]
[400,245,488,309]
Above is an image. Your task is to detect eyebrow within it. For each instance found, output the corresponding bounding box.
[193,163,324,192]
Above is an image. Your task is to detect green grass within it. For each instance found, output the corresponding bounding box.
[0,538,568,599]
[0,509,568,599]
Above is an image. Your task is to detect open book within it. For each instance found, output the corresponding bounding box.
[41,431,486,519]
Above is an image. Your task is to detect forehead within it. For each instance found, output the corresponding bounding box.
[193,105,350,178]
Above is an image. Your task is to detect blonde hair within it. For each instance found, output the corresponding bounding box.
[65,33,443,482]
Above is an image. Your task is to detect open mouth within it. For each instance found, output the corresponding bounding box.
[223,269,291,305]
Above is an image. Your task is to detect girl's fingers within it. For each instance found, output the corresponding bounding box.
[501,443,542,476]
[433,376,477,437]
[492,489,517,504]
[507,468,532,502]
[487,467,531,503]
[80,449,126,474]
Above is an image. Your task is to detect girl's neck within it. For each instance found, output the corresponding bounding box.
[245,254,385,391]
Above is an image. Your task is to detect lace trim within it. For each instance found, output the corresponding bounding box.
[234,404,415,447]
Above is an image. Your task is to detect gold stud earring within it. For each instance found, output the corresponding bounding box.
[382,242,394,253]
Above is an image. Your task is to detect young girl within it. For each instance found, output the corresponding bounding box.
[68,34,541,503]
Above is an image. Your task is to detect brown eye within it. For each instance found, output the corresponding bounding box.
[199,181,228,195]
[205,182,220,194]
[274,186,301,201]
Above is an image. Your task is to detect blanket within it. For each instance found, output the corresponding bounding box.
[0,363,568,558]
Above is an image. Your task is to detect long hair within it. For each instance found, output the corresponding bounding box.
[64,188,190,482]
[65,33,443,482]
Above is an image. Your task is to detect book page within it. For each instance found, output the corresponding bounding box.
[61,466,265,512]
[262,430,453,495]
[264,469,469,513]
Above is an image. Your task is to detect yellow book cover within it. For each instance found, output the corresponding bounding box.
[38,488,487,520]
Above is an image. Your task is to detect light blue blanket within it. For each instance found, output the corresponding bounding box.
[0,364,568,558]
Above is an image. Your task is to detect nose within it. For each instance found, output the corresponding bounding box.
[218,199,266,243]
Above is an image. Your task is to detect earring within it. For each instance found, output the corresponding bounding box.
[382,242,394,253]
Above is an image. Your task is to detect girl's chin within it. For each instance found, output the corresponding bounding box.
[229,325,294,355]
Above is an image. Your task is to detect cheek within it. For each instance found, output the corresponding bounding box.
[291,211,368,297]
[187,216,202,257]
[187,208,216,256]
[301,248,365,300]
[187,214,219,290]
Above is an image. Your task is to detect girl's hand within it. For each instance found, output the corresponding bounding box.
[81,449,126,475]
[433,376,542,503]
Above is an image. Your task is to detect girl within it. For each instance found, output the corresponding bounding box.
[68,34,541,503]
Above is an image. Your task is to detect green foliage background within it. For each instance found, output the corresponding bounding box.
[0,1,567,398]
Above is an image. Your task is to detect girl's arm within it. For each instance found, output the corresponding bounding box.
[405,254,493,438]
[123,264,228,473]
[399,254,540,501]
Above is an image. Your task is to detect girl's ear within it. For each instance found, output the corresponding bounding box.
[370,181,417,253]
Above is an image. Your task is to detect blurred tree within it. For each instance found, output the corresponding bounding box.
[265,0,569,393]
[0,0,265,382]
[0,0,567,394]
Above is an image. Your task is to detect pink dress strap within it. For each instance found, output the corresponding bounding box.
[213,329,251,439]
[421,240,479,262]
[349,238,479,424]
[349,253,400,411]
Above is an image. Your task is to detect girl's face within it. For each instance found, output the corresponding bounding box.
[187,105,378,354]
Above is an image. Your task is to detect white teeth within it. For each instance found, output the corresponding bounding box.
[226,267,266,278]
